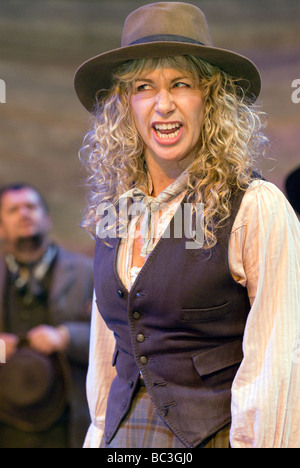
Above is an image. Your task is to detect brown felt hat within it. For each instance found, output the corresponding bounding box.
[0,348,71,432]
[74,2,261,112]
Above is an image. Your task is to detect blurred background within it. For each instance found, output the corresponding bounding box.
[0,0,299,254]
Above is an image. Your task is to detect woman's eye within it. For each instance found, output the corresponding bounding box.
[174,82,190,88]
[137,83,152,91]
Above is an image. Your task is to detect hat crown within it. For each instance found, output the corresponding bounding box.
[121,2,213,48]
[0,349,53,407]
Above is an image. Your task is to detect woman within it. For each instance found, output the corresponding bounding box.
[74,3,300,448]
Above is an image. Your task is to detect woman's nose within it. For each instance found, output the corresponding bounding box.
[154,89,176,115]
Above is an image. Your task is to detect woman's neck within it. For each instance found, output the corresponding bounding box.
[146,158,187,197]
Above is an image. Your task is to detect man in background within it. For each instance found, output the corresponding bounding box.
[0,184,94,448]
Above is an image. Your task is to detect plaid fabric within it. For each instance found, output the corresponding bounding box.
[100,385,230,448]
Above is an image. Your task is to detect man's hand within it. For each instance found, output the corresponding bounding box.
[0,333,19,360]
[27,325,70,355]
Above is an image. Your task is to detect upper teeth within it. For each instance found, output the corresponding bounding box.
[154,123,180,130]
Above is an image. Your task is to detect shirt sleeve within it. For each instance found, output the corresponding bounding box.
[83,292,116,448]
[229,180,300,448]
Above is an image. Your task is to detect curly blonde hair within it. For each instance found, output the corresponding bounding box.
[79,55,268,247]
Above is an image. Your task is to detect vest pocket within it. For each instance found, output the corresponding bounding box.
[192,341,243,377]
[181,302,230,322]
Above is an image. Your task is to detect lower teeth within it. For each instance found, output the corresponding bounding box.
[156,129,180,139]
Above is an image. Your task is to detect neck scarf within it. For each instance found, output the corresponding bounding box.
[119,170,188,257]
[5,244,57,301]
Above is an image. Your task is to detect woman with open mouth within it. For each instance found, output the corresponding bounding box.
[74,2,300,449]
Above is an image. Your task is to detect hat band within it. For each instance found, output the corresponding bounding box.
[129,34,205,46]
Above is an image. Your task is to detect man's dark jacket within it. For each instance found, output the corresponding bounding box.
[0,246,94,448]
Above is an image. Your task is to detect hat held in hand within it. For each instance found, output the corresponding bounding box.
[0,347,71,432]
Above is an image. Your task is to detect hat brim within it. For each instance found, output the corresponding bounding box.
[74,42,261,112]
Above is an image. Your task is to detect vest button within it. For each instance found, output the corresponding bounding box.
[136,333,145,343]
[133,311,141,320]
[139,356,148,365]
[117,289,124,298]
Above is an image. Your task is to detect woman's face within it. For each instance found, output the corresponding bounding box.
[130,67,205,169]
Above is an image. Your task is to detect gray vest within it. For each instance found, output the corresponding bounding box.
[94,189,250,448]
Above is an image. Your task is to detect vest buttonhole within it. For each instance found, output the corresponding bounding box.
[153,381,167,387]
[135,292,146,298]
[163,401,177,417]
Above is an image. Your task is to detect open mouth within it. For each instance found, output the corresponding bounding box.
[152,122,183,141]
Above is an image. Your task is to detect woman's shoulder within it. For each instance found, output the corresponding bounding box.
[233,178,296,232]
[246,178,287,204]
